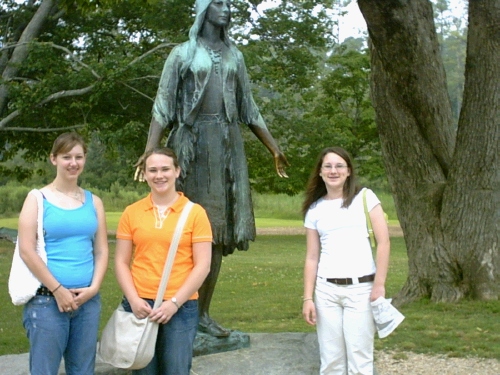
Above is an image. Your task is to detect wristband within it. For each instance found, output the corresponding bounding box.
[52,283,62,293]
[303,297,313,302]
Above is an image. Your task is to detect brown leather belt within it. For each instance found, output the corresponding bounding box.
[326,274,375,285]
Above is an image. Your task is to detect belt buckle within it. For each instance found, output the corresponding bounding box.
[352,277,360,285]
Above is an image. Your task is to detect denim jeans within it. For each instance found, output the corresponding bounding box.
[23,293,101,375]
[122,297,199,375]
[315,278,376,375]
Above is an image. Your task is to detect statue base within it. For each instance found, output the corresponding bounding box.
[193,330,250,357]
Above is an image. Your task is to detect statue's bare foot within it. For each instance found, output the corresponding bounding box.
[198,314,231,337]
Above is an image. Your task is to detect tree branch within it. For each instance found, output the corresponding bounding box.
[0,0,56,114]
[0,125,84,132]
[1,41,102,79]
[119,81,154,102]
[125,75,160,82]
[0,85,95,129]
[39,85,95,105]
[128,42,177,66]
[44,42,101,79]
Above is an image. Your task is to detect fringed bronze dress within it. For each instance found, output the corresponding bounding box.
[153,41,268,255]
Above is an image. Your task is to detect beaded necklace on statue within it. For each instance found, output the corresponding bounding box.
[202,41,222,75]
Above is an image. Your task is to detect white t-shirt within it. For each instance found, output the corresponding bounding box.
[304,188,380,278]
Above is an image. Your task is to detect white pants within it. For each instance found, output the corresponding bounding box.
[315,277,376,375]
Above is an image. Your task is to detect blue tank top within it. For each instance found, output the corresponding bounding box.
[43,190,98,288]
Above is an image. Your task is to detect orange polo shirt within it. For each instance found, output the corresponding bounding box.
[116,192,212,300]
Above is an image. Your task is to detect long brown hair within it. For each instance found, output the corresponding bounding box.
[301,147,361,217]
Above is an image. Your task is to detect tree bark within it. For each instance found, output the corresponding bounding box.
[440,0,500,300]
[358,0,499,304]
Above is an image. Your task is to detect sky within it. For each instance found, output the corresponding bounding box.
[339,0,467,41]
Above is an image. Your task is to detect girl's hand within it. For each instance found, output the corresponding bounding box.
[130,297,153,319]
[149,300,179,324]
[69,286,97,308]
[54,286,78,313]
[302,300,317,326]
[370,284,386,302]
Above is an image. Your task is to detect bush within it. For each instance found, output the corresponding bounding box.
[0,183,32,217]
[0,182,150,217]
[0,183,398,223]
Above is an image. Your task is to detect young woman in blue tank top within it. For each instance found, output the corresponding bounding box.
[17,132,109,375]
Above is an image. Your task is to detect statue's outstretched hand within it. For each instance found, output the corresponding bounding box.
[274,152,290,178]
[133,154,146,182]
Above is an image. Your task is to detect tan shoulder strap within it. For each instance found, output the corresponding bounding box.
[363,188,376,250]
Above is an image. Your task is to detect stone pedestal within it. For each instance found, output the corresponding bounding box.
[193,330,250,357]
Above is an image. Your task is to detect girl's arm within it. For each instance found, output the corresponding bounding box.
[115,238,152,319]
[370,203,390,301]
[302,228,320,325]
[168,241,211,306]
[149,241,211,324]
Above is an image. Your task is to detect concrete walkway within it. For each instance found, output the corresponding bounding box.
[1,333,320,375]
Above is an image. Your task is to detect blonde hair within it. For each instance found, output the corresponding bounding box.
[140,147,180,172]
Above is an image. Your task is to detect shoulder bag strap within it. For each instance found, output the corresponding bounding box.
[31,189,47,261]
[153,201,195,309]
[363,188,376,250]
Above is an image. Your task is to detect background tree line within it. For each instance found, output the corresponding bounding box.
[4,0,495,306]
[0,0,464,195]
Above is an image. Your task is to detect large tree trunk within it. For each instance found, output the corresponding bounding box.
[358,0,499,304]
[441,0,500,300]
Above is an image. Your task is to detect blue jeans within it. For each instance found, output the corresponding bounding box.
[23,293,101,375]
[122,297,199,375]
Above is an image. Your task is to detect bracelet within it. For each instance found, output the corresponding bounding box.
[52,283,62,293]
[303,297,313,302]
[171,297,181,309]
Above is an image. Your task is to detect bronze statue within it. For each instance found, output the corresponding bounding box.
[135,0,288,337]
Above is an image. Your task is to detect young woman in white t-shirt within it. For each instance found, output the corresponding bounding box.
[302,146,390,375]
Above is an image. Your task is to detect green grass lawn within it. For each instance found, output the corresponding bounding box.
[1,232,499,359]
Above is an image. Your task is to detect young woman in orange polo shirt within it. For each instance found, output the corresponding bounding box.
[115,148,212,375]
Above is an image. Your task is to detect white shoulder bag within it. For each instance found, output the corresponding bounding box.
[8,189,47,305]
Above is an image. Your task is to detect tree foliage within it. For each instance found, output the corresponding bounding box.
[1,1,190,168]
[0,0,384,194]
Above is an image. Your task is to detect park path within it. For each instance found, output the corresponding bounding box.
[255,224,404,237]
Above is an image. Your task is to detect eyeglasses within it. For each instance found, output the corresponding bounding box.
[321,164,348,171]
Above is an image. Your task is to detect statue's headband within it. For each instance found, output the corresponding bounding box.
[195,0,212,16]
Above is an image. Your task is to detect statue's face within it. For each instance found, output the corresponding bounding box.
[206,0,231,28]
